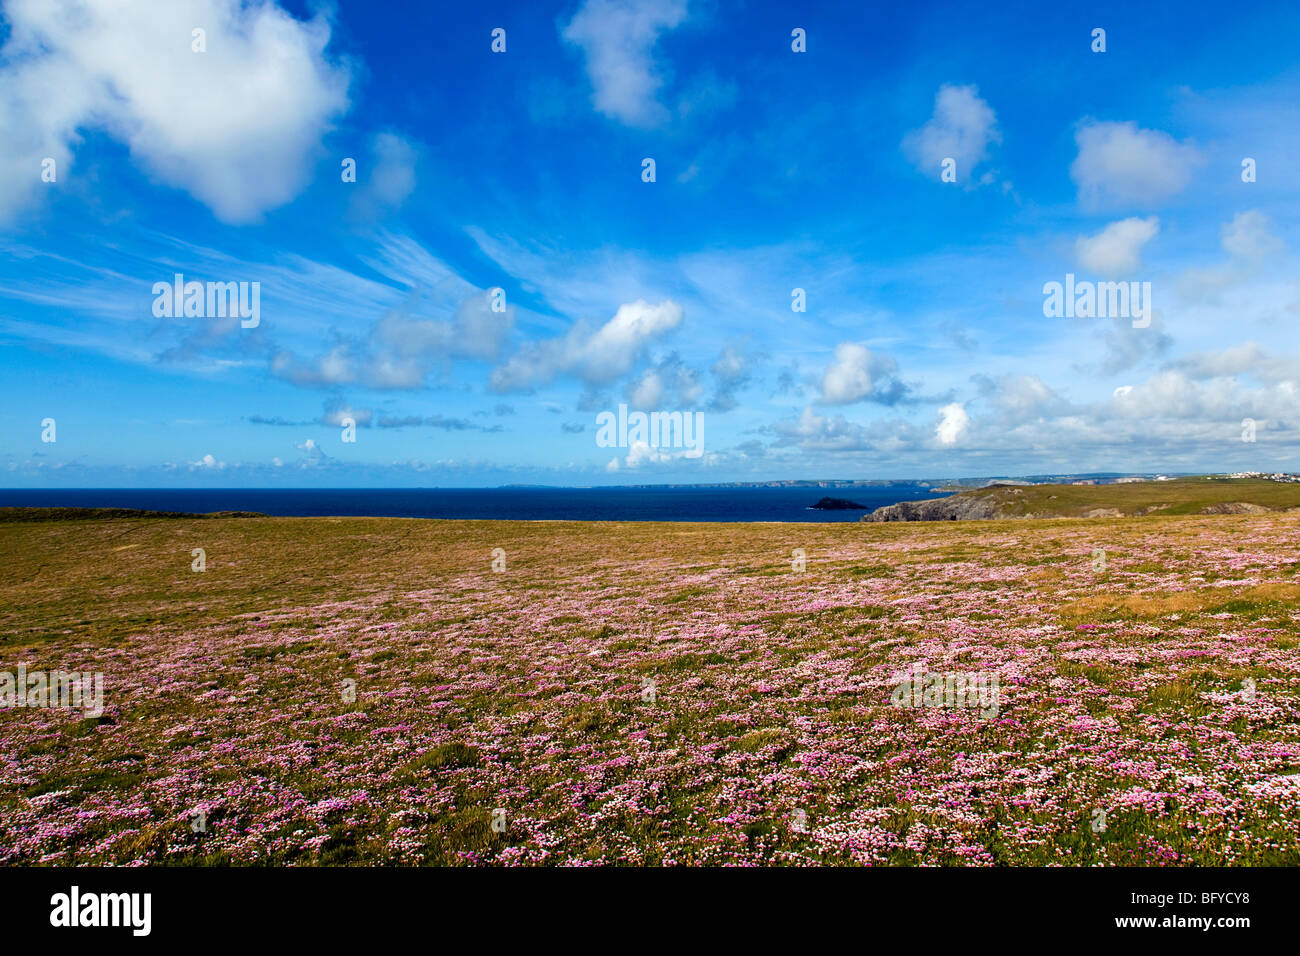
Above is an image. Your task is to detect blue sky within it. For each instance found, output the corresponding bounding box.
[2,0,1299,487]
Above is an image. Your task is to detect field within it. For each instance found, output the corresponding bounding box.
[891,476,1300,519]
[2,508,1299,865]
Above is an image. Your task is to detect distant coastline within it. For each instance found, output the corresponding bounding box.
[3,474,1296,524]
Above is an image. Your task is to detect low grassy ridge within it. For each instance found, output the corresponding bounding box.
[1,508,1299,865]
[932,477,1300,518]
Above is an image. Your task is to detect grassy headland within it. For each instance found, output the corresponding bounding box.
[865,477,1300,521]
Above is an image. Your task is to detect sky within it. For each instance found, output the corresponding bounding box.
[2,0,1299,487]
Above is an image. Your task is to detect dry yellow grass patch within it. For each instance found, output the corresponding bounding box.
[1025,567,1066,583]
[1059,582,1300,625]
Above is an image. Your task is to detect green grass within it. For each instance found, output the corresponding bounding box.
[3,505,1300,866]
[934,477,1300,519]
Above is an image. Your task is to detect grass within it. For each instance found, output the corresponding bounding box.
[929,477,1300,518]
[1,506,1298,866]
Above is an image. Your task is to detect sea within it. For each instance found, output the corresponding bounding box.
[0,485,950,523]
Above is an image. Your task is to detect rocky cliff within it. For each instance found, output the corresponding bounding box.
[860,494,1002,522]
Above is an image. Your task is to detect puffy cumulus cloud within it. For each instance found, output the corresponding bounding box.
[604,438,698,472]
[1097,312,1174,375]
[1004,357,1300,446]
[272,344,355,388]
[628,368,664,409]
[348,133,418,220]
[189,452,222,469]
[1221,210,1285,263]
[582,300,684,377]
[1176,211,1287,302]
[708,345,752,411]
[625,353,703,410]
[772,366,802,399]
[291,436,330,466]
[758,345,1300,470]
[369,294,513,376]
[1070,121,1201,209]
[1075,217,1159,277]
[272,290,514,390]
[769,406,915,454]
[818,343,909,405]
[780,407,861,450]
[973,373,1073,425]
[491,299,684,392]
[902,84,1000,182]
[712,345,747,383]
[1102,368,1278,423]
[821,344,874,404]
[625,440,672,468]
[935,403,969,446]
[561,0,689,127]
[1166,341,1296,383]
[1052,351,1297,449]
[0,0,351,224]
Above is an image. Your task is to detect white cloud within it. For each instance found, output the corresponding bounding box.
[491,299,684,391]
[1070,121,1200,209]
[902,84,1000,181]
[0,0,350,224]
[818,343,907,405]
[624,440,671,467]
[1169,342,1272,380]
[712,346,746,382]
[1075,216,1160,276]
[626,355,705,409]
[272,284,514,391]
[1098,311,1173,375]
[1221,210,1284,262]
[935,403,969,446]
[629,369,665,409]
[604,439,680,471]
[821,343,875,404]
[349,132,418,219]
[273,345,355,387]
[582,299,683,374]
[770,406,922,454]
[1176,211,1288,301]
[561,0,689,127]
[763,342,1300,469]
[977,374,1072,424]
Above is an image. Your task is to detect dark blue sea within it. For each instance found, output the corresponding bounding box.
[0,485,949,523]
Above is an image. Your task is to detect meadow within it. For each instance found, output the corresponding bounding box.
[2,508,1298,865]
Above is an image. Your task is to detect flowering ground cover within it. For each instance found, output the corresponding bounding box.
[1,511,1298,865]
